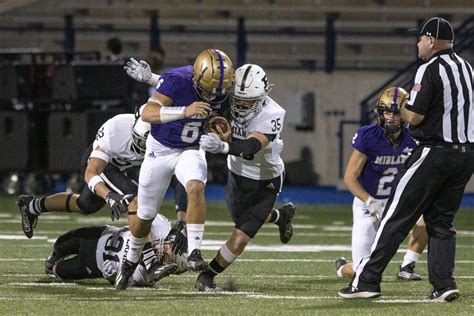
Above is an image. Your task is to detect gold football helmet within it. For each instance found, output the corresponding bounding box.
[375,86,408,134]
[193,49,234,104]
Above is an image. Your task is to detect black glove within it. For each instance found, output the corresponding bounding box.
[168,219,187,256]
[106,192,135,221]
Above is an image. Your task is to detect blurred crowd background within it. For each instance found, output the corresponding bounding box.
[0,0,472,195]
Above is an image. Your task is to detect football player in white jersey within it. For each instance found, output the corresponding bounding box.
[196,64,296,291]
[17,107,188,238]
[45,214,187,286]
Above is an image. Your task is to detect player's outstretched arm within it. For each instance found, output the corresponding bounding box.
[124,58,161,87]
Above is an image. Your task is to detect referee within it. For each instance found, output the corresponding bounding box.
[339,17,474,302]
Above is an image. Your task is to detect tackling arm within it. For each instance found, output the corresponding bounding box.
[84,146,111,200]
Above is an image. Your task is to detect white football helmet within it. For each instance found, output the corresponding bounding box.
[131,104,151,155]
[230,64,273,127]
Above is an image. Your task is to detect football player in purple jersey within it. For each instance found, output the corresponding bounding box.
[336,87,427,280]
[114,49,234,290]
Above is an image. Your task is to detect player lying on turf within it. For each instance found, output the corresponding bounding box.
[45,213,187,287]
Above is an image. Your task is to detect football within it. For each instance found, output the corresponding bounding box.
[203,115,230,135]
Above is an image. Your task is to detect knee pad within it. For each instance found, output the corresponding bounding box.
[236,220,263,239]
[76,195,104,215]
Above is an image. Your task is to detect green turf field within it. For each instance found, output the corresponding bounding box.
[0,194,473,315]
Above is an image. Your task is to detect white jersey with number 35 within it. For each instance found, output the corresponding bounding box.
[228,97,285,180]
[92,114,143,171]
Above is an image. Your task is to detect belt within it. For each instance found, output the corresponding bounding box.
[419,141,474,151]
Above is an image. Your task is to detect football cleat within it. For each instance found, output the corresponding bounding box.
[428,287,459,302]
[17,195,38,239]
[195,271,223,292]
[148,261,178,283]
[338,286,381,299]
[276,202,296,244]
[114,259,139,290]
[397,262,422,281]
[187,249,208,272]
[44,252,62,277]
[335,257,347,277]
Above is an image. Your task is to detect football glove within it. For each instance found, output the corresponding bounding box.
[124,58,160,86]
[102,259,119,283]
[168,219,187,256]
[365,196,385,221]
[106,192,135,221]
[199,133,228,154]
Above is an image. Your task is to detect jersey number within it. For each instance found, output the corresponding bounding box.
[376,167,398,196]
[181,121,202,143]
[95,127,105,141]
[271,118,281,132]
[102,235,124,262]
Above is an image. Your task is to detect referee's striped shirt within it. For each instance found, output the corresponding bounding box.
[406,48,473,144]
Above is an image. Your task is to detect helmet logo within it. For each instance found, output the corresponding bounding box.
[239,65,253,92]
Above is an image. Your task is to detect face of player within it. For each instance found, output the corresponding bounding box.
[383,110,402,132]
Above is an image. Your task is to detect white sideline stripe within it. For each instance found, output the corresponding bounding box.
[5,273,474,280]
[0,213,12,218]
[7,282,77,287]
[86,286,169,291]
[248,294,337,300]
[376,299,431,303]
[0,218,316,229]
[0,235,49,240]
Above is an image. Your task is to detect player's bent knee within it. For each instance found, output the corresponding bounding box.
[186,180,205,197]
[236,221,263,239]
[76,200,102,215]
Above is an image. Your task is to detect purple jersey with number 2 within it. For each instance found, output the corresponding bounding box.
[150,65,203,149]
[352,124,416,199]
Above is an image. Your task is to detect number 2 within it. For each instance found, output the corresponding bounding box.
[376,167,398,196]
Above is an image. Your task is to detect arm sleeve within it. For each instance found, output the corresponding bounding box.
[228,137,262,159]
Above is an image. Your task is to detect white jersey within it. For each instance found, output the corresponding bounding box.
[95,214,171,283]
[92,114,144,171]
[228,97,285,180]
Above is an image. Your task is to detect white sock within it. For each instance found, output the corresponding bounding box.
[336,266,344,278]
[187,223,204,254]
[126,235,146,264]
[401,249,421,268]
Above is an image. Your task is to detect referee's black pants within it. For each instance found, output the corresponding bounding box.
[351,144,474,292]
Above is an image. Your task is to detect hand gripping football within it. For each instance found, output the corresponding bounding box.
[203,115,230,135]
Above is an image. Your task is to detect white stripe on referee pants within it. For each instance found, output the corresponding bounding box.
[352,147,431,289]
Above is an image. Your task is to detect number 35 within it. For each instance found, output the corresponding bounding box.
[271,118,281,132]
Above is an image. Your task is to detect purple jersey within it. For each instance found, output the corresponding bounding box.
[150,66,203,148]
[151,66,228,148]
[352,124,416,199]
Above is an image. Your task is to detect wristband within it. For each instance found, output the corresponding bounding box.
[160,106,186,123]
[147,73,160,87]
[222,142,229,154]
[88,175,104,193]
